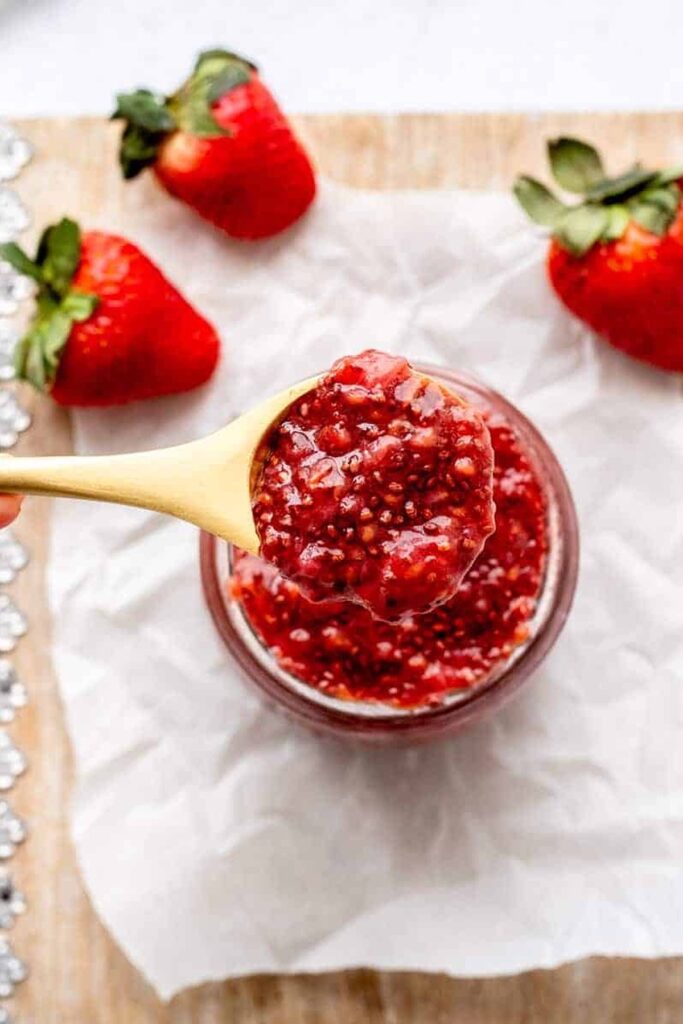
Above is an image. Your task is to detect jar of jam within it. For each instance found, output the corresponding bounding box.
[200,364,579,743]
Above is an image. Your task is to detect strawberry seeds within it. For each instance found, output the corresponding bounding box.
[252,350,495,621]
[234,410,548,709]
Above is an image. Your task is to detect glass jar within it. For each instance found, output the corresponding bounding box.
[200,364,579,743]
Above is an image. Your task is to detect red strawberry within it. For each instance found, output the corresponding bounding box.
[514,137,683,372]
[113,49,316,240]
[0,218,220,406]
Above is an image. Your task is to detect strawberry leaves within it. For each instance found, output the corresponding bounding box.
[554,205,609,257]
[172,50,253,135]
[548,137,604,194]
[513,177,567,228]
[584,167,657,203]
[114,50,256,177]
[0,218,99,391]
[40,217,81,294]
[113,90,174,134]
[16,309,72,391]
[0,242,42,282]
[514,136,683,256]
[113,90,176,179]
[61,290,99,321]
[602,205,630,241]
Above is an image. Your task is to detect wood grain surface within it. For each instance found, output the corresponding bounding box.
[7,112,683,1023]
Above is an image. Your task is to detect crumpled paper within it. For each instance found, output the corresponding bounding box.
[47,181,683,1000]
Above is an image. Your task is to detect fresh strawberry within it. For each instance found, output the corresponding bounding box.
[113,49,316,240]
[514,137,683,372]
[0,218,219,406]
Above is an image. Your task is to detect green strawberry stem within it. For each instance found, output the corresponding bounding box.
[113,49,256,179]
[0,218,99,391]
[513,136,683,256]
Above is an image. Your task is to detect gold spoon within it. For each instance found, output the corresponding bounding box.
[0,376,318,554]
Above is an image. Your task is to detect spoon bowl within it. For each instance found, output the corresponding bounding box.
[0,376,319,553]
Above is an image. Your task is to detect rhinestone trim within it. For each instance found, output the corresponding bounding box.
[0,122,33,1018]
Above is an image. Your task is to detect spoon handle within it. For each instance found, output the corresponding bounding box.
[0,449,186,510]
[0,441,261,553]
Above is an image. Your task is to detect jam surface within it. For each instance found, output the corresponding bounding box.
[233,412,548,709]
[252,350,495,620]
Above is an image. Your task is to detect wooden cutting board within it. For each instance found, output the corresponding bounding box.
[8,112,683,1024]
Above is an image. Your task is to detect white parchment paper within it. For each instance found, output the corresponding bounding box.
[47,181,683,1000]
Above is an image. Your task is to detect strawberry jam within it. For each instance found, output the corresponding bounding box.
[233,412,548,709]
[252,350,495,620]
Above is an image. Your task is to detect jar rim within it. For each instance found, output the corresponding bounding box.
[200,364,580,739]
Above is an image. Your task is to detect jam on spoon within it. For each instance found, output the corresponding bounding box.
[252,350,496,621]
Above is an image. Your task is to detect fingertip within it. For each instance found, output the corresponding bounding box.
[0,494,23,529]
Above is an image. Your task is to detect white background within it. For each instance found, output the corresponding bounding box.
[1,0,683,117]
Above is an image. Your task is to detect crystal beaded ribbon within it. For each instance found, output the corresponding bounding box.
[0,877,25,932]
[0,126,31,185]
[0,120,33,1017]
